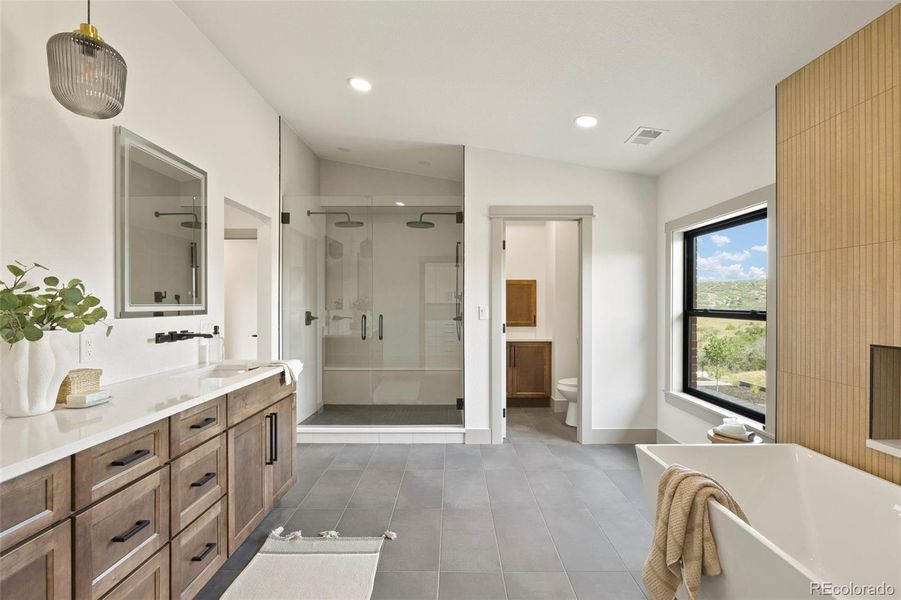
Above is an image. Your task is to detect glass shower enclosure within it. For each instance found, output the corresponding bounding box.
[286,199,463,427]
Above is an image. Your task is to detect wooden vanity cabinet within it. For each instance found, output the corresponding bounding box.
[506,279,537,327]
[0,521,71,600]
[0,371,296,600]
[227,411,269,554]
[268,395,297,503]
[0,459,70,553]
[507,341,552,400]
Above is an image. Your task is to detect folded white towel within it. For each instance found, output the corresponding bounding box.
[265,359,303,385]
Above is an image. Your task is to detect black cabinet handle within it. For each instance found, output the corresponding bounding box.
[190,472,217,488]
[265,414,275,465]
[111,449,150,467]
[111,520,150,543]
[272,411,278,463]
[378,314,384,341]
[191,542,217,562]
[190,417,216,430]
[361,314,367,340]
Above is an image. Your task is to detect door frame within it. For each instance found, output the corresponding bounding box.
[489,206,593,444]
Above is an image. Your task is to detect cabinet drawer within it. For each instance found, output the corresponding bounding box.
[74,466,170,599]
[101,545,169,600]
[170,434,227,534]
[171,498,227,600]
[74,421,169,509]
[0,458,70,553]
[227,373,293,426]
[0,520,70,600]
[170,397,226,458]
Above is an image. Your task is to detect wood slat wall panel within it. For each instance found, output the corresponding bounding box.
[776,4,901,484]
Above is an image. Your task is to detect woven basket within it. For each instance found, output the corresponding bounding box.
[56,368,102,404]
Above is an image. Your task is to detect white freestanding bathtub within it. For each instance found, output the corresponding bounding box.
[636,444,900,600]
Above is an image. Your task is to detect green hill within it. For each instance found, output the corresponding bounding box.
[695,279,766,311]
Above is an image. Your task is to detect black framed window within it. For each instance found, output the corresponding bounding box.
[683,208,767,422]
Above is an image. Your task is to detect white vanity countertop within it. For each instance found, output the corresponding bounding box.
[0,363,286,483]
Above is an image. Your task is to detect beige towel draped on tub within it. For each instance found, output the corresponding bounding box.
[642,464,748,600]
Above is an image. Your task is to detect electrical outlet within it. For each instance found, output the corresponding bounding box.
[79,333,97,363]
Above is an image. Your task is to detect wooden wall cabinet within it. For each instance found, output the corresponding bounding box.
[506,280,537,327]
[507,341,551,399]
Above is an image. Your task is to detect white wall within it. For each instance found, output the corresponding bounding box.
[656,108,776,442]
[464,148,658,437]
[0,0,280,385]
[223,238,258,360]
[280,121,322,422]
[550,221,579,394]
[319,160,461,198]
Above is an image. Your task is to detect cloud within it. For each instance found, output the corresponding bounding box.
[710,233,730,247]
[697,251,766,281]
[751,244,767,252]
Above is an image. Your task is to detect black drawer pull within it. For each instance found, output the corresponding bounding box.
[191,542,217,562]
[111,519,150,543]
[111,449,150,467]
[189,417,216,430]
[190,472,217,488]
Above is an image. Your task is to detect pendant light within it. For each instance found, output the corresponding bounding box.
[46,0,127,119]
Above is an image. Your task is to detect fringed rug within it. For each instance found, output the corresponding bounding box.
[222,528,397,600]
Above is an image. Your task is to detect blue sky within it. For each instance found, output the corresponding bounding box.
[696,218,767,281]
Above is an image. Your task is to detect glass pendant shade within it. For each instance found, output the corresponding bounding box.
[47,24,127,119]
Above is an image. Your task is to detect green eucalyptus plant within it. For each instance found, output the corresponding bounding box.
[0,261,112,347]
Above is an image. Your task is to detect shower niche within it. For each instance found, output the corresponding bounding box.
[869,345,901,452]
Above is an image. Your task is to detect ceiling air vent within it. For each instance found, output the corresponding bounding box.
[625,126,668,146]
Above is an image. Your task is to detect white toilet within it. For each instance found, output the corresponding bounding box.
[557,377,578,427]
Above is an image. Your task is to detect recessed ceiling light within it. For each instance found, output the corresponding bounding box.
[574,115,598,128]
[337,147,350,152]
[347,77,372,92]
[395,201,406,206]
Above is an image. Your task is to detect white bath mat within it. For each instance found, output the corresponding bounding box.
[222,529,396,600]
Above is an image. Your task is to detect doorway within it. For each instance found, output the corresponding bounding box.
[223,199,270,361]
[489,206,593,444]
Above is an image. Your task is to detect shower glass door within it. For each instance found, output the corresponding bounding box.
[321,204,373,423]
[303,199,463,426]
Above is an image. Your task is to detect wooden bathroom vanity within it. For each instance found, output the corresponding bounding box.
[0,365,296,600]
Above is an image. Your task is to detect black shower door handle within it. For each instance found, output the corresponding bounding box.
[361,314,367,340]
[378,314,383,340]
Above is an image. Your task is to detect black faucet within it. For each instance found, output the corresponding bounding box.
[154,330,213,344]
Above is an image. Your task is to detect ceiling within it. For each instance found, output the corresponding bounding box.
[177,1,896,178]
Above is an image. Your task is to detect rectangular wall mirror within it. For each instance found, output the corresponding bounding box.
[115,127,207,317]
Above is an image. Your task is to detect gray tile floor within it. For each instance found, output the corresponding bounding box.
[300,404,464,426]
[198,408,653,600]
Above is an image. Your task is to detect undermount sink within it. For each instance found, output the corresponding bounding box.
[172,362,260,381]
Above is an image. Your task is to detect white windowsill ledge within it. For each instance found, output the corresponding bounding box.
[866,438,901,459]
[664,390,774,442]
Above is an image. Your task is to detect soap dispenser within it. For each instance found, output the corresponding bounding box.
[209,325,225,363]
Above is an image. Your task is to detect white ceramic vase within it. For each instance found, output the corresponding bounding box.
[0,331,77,417]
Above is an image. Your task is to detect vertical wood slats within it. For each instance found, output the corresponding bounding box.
[776,4,901,484]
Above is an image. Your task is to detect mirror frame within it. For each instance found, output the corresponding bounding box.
[114,126,208,318]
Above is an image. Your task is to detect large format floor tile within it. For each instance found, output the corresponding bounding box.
[200,407,653,599]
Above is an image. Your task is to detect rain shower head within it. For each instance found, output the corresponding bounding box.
[406,211,463,229]
[307,210,364,228]
[154,210,202,230]
[334,219,365,228]
[405,219,435,229]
